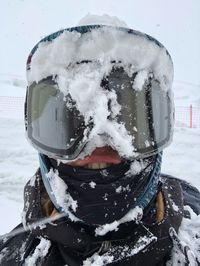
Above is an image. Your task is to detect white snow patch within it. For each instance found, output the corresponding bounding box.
[46,168,79,221]
[116,186,122,193]
[28,27,173,90]
[29,174,36,187]
[89,181,96,188]
[82,252,114,266]
[133,70,149,91]
[172,202,179,212]
[83,233,156,265]
[126,159,148,176]
[55,61,136,160]
[145,140,150,148]
[115,185,130,193]
[169,206,200,265]
[24,238,51,266]
[95,206,142,236]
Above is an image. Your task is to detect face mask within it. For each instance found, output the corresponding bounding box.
[39,153,162,226]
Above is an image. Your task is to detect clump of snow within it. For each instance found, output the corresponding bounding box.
[27,26,173,90]
[115,186,122,193]
[169,206,200,265]
[24,237,51,266]
[126,159,149,176]
[95,206,143,236]
[77,123,136,160]
[103,193,108,201]
[89,181,96,188]
[167,192,180,213]
[29,174,36,187]
[133,70,149,91]
[172,202,179,212]
[145,140,150,148]
[46,168,78,221]
[115,184,130,193]
[77,13,128,28]
[83,252,114,266]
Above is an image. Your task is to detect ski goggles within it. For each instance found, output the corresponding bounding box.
[25,67,174,160]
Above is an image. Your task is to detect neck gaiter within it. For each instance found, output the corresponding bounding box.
[39,154,161,226]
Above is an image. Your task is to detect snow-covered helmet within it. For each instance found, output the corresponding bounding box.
[25,25,174,161]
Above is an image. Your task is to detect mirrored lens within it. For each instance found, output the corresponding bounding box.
[26,77,86,158]
[26,68,173,160]
[105,68,173,157]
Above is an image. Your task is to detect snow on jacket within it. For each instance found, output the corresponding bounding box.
[0,171,200,266]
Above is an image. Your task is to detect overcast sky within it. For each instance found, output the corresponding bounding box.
[1,0,200,85]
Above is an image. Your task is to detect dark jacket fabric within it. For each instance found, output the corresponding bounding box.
[0,171,200,266]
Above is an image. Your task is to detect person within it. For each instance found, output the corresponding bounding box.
[0,18,200,266]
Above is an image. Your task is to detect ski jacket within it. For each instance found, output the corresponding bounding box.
[0,172,200,266]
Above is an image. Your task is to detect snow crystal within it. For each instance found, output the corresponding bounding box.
[100,169,109,176]
[89,181,96,188]
[103,193,108,201]
[24,237,51,266]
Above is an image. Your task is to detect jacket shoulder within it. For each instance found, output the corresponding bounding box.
[161,173,200,215]
[0,223,37,265]
[0,224,64,266]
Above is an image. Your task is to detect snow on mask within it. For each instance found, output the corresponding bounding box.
[46,168,79,222]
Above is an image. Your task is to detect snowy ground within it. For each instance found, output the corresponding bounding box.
[0,76,200,235]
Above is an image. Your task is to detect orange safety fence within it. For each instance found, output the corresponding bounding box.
[0,96,200,128]
[175,105,200,128]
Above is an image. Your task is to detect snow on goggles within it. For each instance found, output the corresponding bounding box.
[25,67,174,160]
